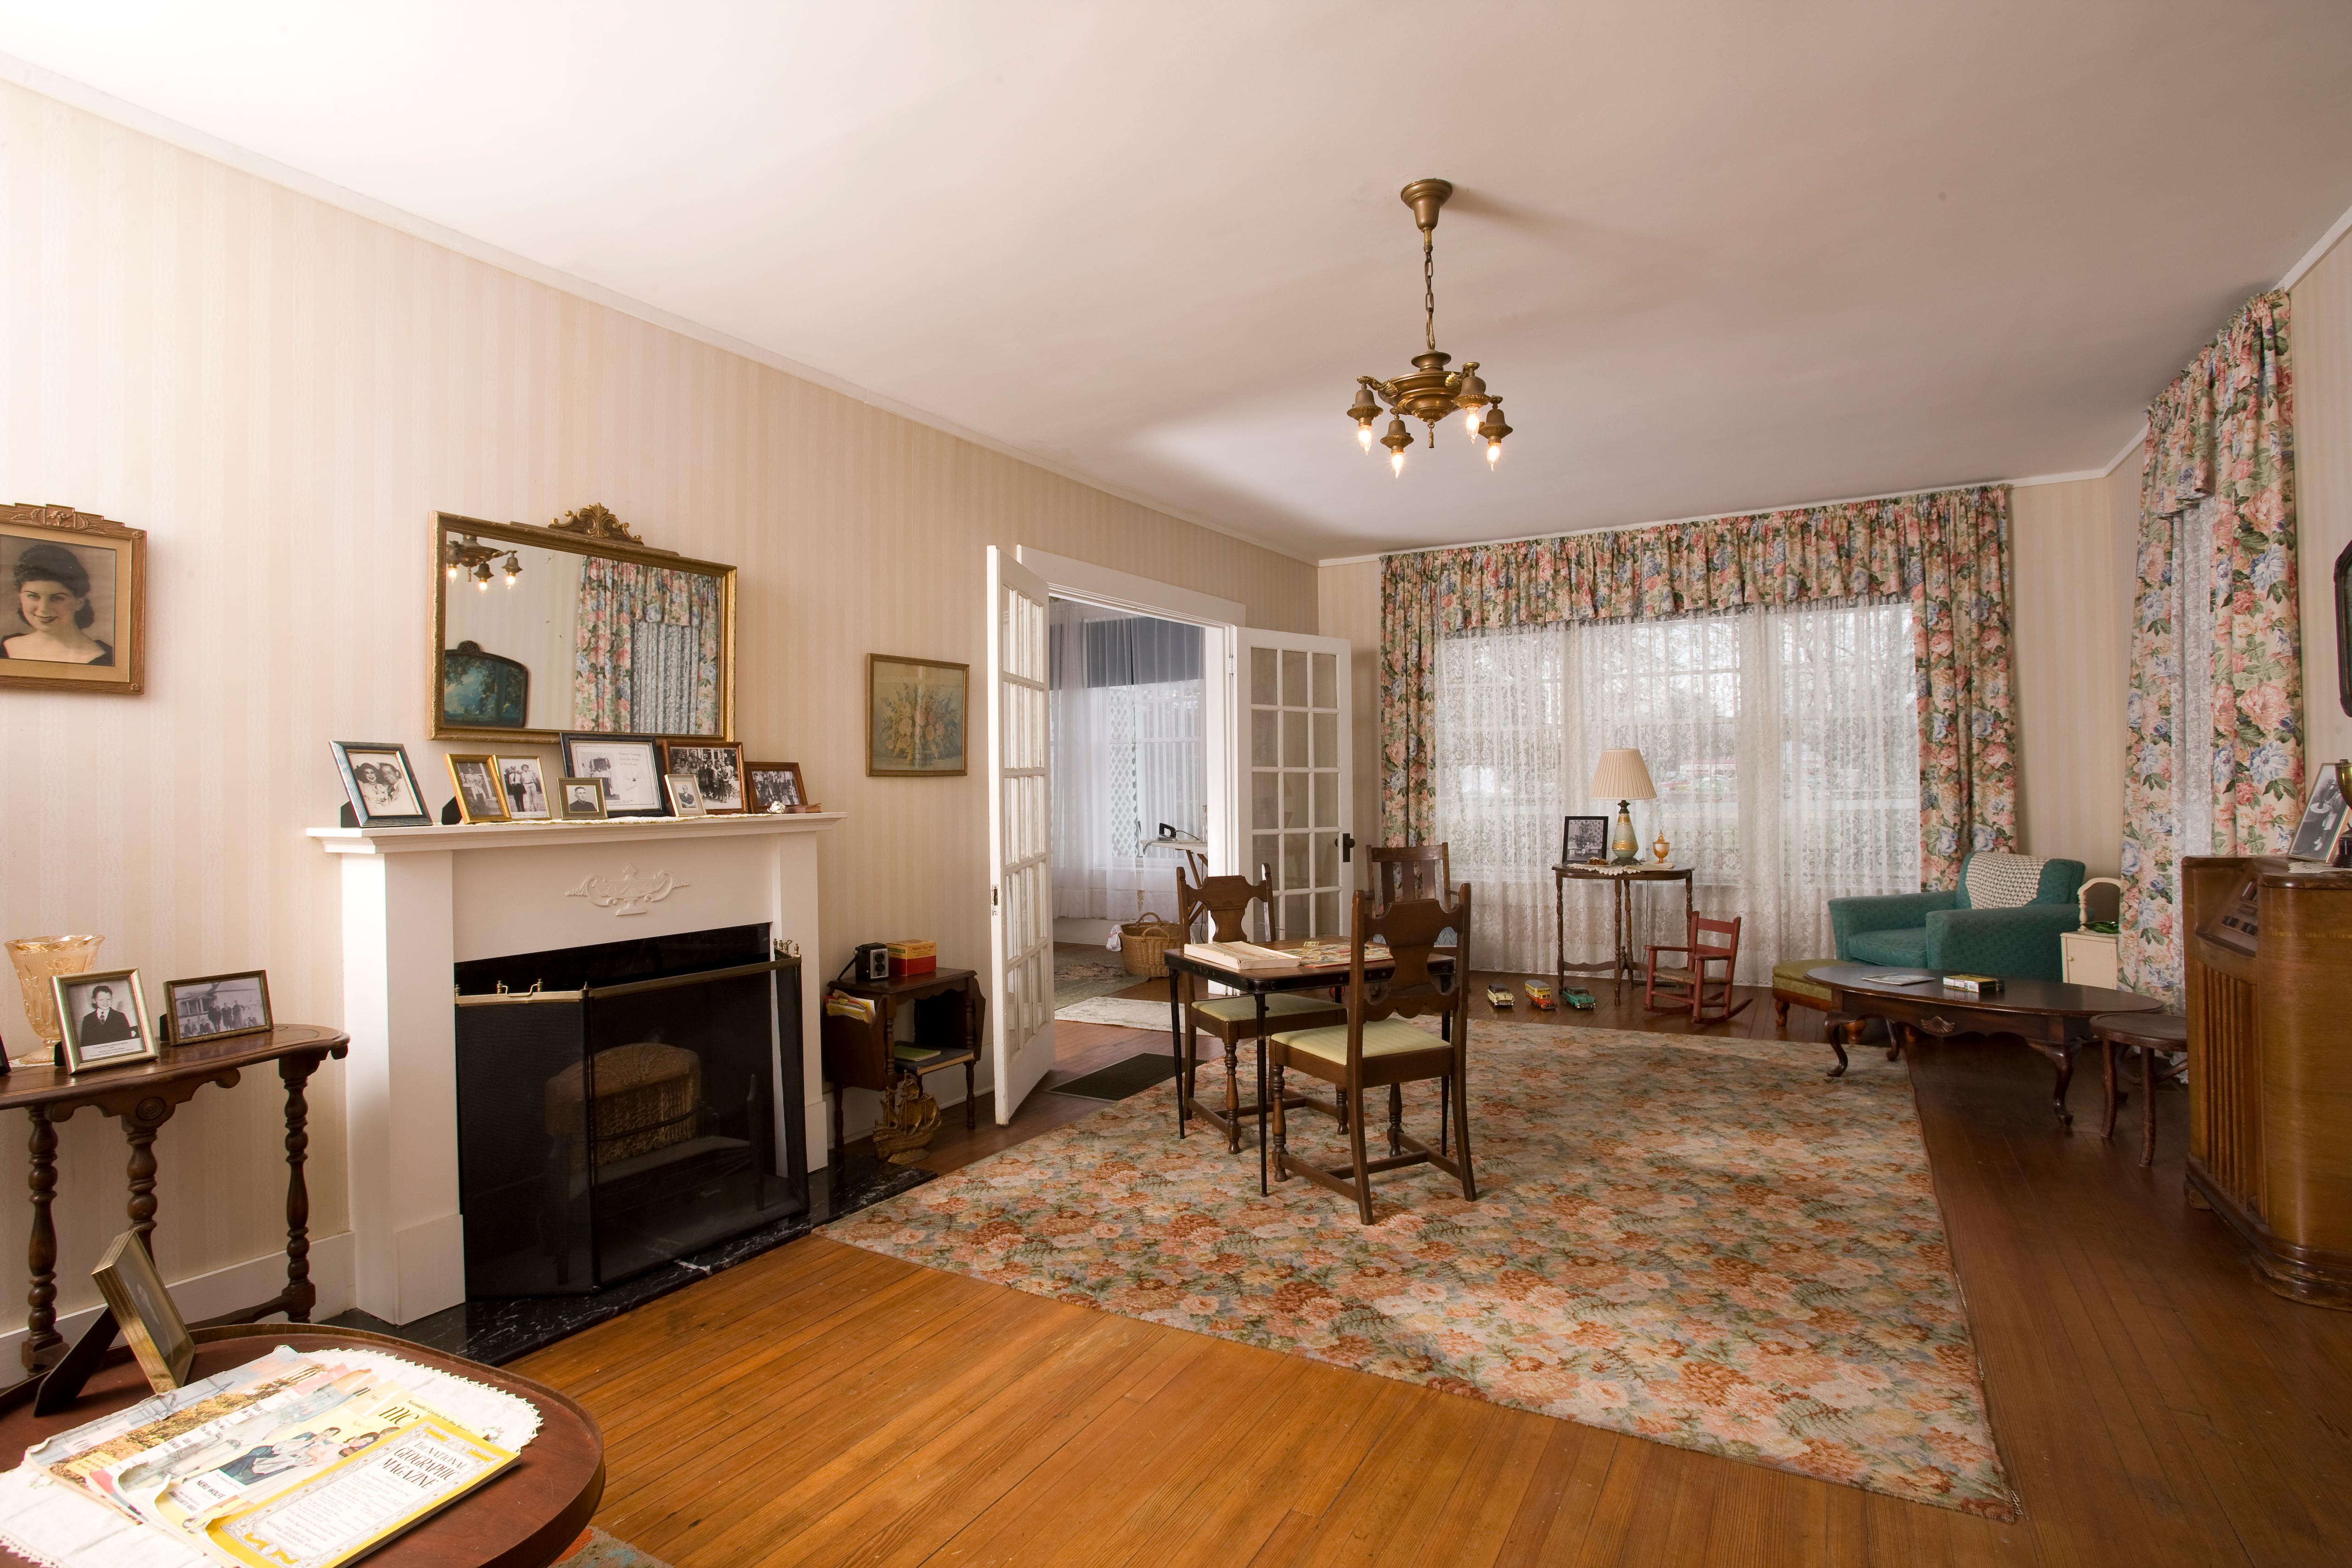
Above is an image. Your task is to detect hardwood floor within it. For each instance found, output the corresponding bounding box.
[516,974,2352,1566]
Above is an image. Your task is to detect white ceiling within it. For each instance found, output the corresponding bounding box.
[4,2,2352,563]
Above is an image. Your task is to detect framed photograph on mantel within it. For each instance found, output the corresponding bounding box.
[748,760,809,813]
[559,732,669,818]
[0,504,146,695]
[661,739,747,813]
[330,741,433,828]
[868,654,968,777]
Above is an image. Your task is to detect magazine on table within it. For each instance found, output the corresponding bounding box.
[8,1344,538,1568]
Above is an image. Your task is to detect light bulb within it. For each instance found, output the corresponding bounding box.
[1487,440,1502,467]
[1464,407,1482,437]
[1357,422,1373,451]
[1390,450,1405,478]
[445,563,460,580]
[475,575,489,591]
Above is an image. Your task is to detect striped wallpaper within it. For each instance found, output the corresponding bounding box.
[0,77,1317,1322]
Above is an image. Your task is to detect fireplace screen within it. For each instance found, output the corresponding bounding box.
[455,929,805,1296]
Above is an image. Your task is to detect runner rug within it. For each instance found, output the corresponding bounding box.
[828,1023,2014,1518]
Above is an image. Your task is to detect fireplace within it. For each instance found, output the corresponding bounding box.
[452,923,807,1296]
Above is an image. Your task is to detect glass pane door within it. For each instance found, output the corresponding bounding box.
[1238,629,1351,940]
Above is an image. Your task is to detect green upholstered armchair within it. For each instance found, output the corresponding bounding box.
[1827,854,2087,983]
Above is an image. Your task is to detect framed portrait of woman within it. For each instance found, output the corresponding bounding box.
[331,741,433,828]
[0,504,145,696]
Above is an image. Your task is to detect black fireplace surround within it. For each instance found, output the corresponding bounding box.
[453,923,807,1297]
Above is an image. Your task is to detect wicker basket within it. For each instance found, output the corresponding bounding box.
[1118,911,1186,979]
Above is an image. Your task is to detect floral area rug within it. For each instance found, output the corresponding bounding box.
[1054,944,1139,1009]
[828,1023,2015,1518]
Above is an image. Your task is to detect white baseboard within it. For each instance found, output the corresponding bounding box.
[0,1230,355,1368]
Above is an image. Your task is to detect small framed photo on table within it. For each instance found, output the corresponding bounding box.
[559,733,669,818]
[557,777,608,820]
[163,970,272,1047]
[444,753,510,824]
[665,774,708,817]
[2287,759,2351,864]
[53,968,157,1072]
[331,741,432,828]
[748,760,808,813]
[495,755,551,820]
[661,740,747,813]
[1561,815,1609,864]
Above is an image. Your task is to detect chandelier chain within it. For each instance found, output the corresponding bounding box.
[1423,232,1436,354]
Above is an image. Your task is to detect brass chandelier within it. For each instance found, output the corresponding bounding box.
[1347,178,1512,475]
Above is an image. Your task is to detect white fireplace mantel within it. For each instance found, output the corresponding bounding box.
[308,811,843,1325]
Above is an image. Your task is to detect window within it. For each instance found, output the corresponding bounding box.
[1435,600,1920,981]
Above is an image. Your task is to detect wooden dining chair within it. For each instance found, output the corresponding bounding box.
[1265,885,1475,1223]
[1364,843,1451,909]
[1644,911,1750,1026]
[1174,864,1346,1151]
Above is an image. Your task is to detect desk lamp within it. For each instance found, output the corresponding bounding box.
[1589,749,1657,866]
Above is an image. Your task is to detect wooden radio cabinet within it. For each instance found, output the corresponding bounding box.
[2183,855,2352,1308]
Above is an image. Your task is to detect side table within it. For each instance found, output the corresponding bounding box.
[820,968,985,1155]
[0,1024,348,1372]
[1554,862,1694,994]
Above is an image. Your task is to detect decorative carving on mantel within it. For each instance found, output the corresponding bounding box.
[547,503,641,544]
[564,865,689,917]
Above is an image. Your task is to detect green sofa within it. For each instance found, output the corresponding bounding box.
[1827,853,2087,983]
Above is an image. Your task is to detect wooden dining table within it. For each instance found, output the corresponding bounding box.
[1161,941,1455,1195]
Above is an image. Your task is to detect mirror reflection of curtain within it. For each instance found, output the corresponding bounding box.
[1050,607,1205,923]
[574,559,722,733]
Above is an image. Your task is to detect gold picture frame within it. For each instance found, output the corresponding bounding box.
[0,504,146,695]
[52,967,158,1073]
[867,654,969,777]
[556,776,608,820]
[93,1230,193,1392]
[494,755,552,820]
[445,753,510,824]
[163,969,273,1047]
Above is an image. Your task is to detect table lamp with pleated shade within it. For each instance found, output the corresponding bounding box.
[1589,748,1656,865]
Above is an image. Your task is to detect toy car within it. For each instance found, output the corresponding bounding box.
[1523,981,1556,1010]
[1484,983,1515,1009]
[1560,986,1597,1011]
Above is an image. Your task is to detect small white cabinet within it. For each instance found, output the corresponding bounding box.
[2060,929,2120,989]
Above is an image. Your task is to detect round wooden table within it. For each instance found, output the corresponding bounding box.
[2091,1011,2188,1167]
[0,1324,603,1568]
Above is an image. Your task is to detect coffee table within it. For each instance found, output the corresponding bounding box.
[1809,963,2162,1127]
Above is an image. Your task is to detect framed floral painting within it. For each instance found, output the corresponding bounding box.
[867,654,967,777]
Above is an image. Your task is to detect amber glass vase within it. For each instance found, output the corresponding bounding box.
[7,935,105,1056]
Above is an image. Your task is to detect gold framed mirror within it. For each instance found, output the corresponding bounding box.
[431,507,736,744]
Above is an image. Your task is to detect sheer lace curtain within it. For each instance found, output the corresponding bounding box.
[1436,600,1919,983]
[1050,606,1206,925]
[2171,498,2219,872]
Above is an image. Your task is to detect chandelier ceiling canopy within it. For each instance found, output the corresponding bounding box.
[1347,178,1513,476]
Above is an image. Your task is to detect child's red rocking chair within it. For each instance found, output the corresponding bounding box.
[1644,913,1751,1026]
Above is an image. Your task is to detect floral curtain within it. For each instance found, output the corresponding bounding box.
[1382,485,2015,891]
[573,558,724,733]
[2120,291,2300,1003]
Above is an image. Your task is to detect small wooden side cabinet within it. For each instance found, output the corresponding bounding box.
[2060,929,2120,988]
[820,968,985,1155]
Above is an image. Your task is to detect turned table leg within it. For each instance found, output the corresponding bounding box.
[122,1096,174,1250]
[281,1053,321,1323]
[23,1109,60,1373]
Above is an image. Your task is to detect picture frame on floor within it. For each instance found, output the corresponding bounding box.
[92,1230,193,1391]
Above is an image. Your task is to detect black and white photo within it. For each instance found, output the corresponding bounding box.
[660,740,746,812]
[164,970,273,1046]
[665,773,708,817]
[0,506,146,696]
[559,732,668,816]
[445,753,509,823]
[330,741,431,827]
[496,755,550,820]
[1561,814,1610,864]
[749,761,806,813]
[53,968,157,1072]
[557,776,608,820]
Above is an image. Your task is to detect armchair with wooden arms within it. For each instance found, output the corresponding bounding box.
[1174,864,1345,1152]
[1265,885,1475,1224]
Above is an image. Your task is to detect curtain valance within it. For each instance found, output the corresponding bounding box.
[2120,290,2301,1002]
[1380,484,2015,890]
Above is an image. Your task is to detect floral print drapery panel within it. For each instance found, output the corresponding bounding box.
[1380,485,2015,892]
[573,557,724,734]
[2120,291,2300,1005]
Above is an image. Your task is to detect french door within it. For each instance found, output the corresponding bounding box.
[987,547,1055,1123]
[1233,629,1353,940]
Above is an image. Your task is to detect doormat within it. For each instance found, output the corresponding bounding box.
[831,1024,2015,1518]
[1051,1051,1180,1101]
